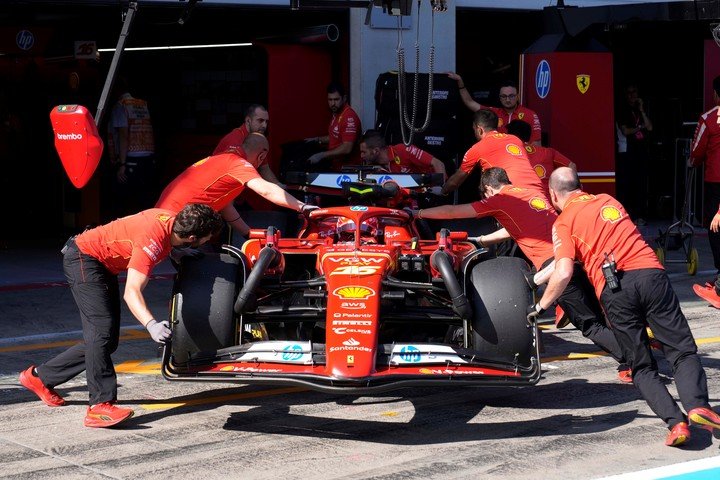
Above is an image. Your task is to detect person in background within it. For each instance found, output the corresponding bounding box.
[532,167,720,447]
[306,82,362,171]
[213,104,283,187]
[616,83,653,226]
[447,73,542,145]
[19,204,223,428]
[505,119,576,199]
[359,130,447,181]
[107,77,157,217]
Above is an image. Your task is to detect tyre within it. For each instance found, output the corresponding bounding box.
[468,257,534,367]
[171,253,242,365]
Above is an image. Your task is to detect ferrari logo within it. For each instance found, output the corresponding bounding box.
[534,164,547,179]
[518,112,525,120]
[525,145,536,154]
[505,144,523,156]
[529,197,549,211]
[601,206,623,223]
[347,355,355,364]
[576,75,590,94]
[498,118,504,128]
[394,155,401,165]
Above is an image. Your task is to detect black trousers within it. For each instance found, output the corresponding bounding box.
[601,268,709,428]
[703,182,720,273]
[556,263,626,366]
[36,240,121,405]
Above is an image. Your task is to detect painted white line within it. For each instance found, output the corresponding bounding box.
[596,455,720,480]
[0,325,144,347]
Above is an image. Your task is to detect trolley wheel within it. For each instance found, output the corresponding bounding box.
[654,247,665,266]
[687,248,699,276]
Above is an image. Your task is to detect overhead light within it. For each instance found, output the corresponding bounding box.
[98,42,252,52]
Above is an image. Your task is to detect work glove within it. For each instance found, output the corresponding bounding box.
[301,204,320,215]
[526,303,545,324]
[146,319,172,344]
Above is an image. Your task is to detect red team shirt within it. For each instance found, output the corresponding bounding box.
[488,105,542,144]
[155,152,261,213]
[690,105,720,183]
[75,209,175,276]
[213,125,268,168]
[524,144,573,196]
[328,104,361,170]
[552,191,663,298]
[460,132,544,192]
[471,185,556,270]
[385,144,435,174]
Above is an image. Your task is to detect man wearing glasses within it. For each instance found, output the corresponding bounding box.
[448,73,542,145]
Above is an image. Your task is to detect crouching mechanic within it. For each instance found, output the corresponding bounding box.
[360,130,447,181]
[417,167,629,380]
[156,133,316,239]
[19,204,223,428]
[533,167,720,446]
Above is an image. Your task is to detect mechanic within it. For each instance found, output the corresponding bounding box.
[306,82,362,171]
[447,73,542,145]
[213,104,283,187]
[359,130,447,181]
[532,167,720,447]
[107,77,158,216]
[19,204,223,428]
[690,75,720,301]
[418,167,629,381]
[156,133,316,238]
[442,109,543,195]
[505,120,576,199]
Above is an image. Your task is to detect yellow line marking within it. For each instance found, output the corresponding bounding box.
[140,386,307,411]
[0,330,150,353]
[115,360,161,375]
[697,336,720,345]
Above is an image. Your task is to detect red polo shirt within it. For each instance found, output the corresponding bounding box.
[690,106,720,183]
[471,185,555,270]
[75,209,175,275]
[155,152,261,213]
[385,144,435,174]
[552,191,663,298]
[525,144,573,197]
[213,125,268,168]
[328,104,361,171]
[488,105,542,144]
[460,132,544,192]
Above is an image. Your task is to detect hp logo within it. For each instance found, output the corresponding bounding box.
[399,345,421,363]
[535,60,551,99]
[336,174,352,186]
[377,175,393,184]
[282,344,303,361]
[16,30,35,51]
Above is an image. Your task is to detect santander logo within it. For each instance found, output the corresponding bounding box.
[57,133,83,140]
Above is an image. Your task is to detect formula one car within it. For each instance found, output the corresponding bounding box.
[161,170,541,393]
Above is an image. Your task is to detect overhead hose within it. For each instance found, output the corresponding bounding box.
[431,250,472,320]
[234,247,278,314]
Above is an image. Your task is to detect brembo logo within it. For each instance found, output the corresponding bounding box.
[57,133,83,140]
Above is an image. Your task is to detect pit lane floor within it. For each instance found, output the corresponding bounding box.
[1,227,720,480]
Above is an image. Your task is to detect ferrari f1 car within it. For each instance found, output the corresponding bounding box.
[162,171,541,393]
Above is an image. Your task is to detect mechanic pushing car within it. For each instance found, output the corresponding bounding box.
[156,133,317,238]
[418,167,630,382]
[441,109,542,195]
[533,167,720,447]
[359,129,447,181]
[19,204,223,428]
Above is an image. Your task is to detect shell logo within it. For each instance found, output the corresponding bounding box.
[601,206,623,223]
[157,214,172,223]
[529,197,549,211]
[506,144,523,156]
[534,164,547,179]
[219,365,235,372]
[419,368,434,375]
[333,286,376,300]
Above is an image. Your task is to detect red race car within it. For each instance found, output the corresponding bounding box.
[162,172,541,393]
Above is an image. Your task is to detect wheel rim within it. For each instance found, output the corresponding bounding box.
[687,248,699,276]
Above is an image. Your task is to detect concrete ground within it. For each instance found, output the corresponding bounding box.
[0,222,719,479]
